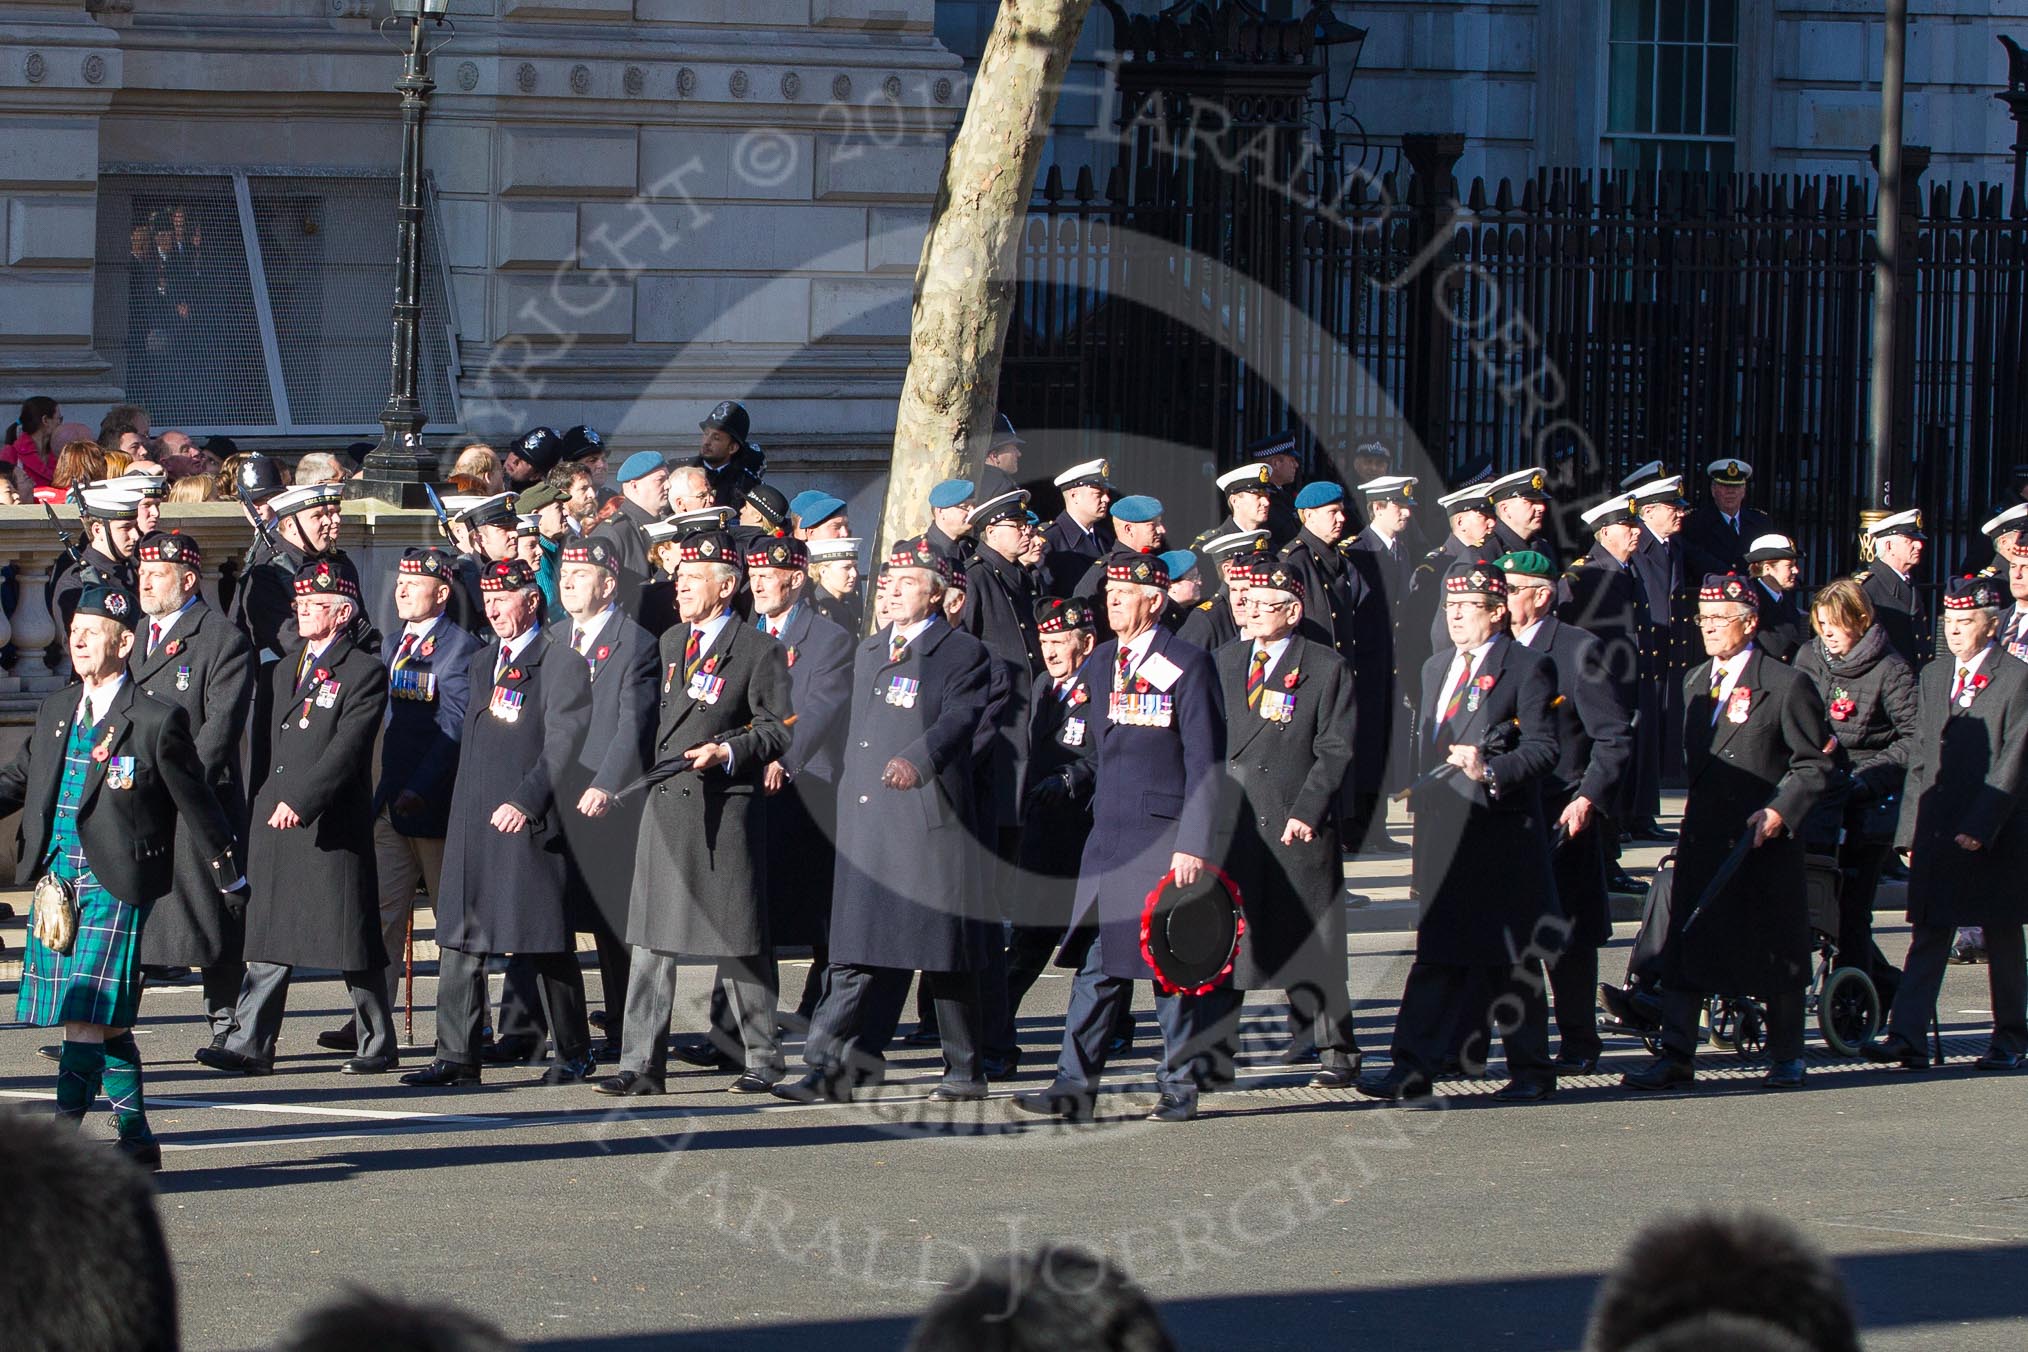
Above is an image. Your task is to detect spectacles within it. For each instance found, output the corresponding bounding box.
[1696,612,1751,628]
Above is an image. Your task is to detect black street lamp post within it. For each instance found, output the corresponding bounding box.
[351,0,452,507]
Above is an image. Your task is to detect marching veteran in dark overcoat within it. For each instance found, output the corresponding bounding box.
[1362,558,1561,1104]
[404,558,594,1089]
[199,557,395,1078]
[597,530,793,1097]
[774,537,995,1106]
[1622,572,1833,1093]
[1865,574,2028,1072]
[1217,562,1361,1089]
[128,529,256,1051]
[2,584,240,1167]
[1013,548,1234,1124]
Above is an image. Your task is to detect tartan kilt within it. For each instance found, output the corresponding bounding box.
[15,860,150,1029]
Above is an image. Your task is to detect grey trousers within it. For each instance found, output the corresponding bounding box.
[371,813,445,1014]
[621,947,782,1083]
[435,945,589,1068]
[224,960,396,1064]
[1660,986,1805,1064]
[1891,921,2027,1055]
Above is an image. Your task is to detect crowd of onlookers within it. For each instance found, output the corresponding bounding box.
[0,1105,1869,1351]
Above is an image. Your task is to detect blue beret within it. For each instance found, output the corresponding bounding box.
[789,490,823,517]
[799,492,846,527]
[1158,549,1200,580]
[1111,494,1164,523]
[928,478,976,510]
[616,451,666,484]
[1294,481,1345,510]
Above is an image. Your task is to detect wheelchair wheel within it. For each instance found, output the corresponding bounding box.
[1817,966,1882,1057]
[1733,1003,1766,1058]
[1706,997,1740,1051]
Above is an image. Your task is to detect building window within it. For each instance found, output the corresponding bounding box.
[1606,0,1738,173]
[93,170,460,436]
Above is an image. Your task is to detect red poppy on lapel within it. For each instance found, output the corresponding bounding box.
[1282,669,1300,690]
[502,667,524,682]
[1070,685,1089,706]
[165,639,183,657]
[703,655,719,676]
[1828,694,1856,722]
[1133,677,1150,694]
[595,645,610,662]
[1726,687,1752,723]
[785,646,797,669]
[1473,673,1496,691]
[419,637,436,658]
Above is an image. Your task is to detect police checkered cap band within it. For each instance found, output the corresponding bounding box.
[1944,574,2004,611]
[1443,560,1506,597]
[398,547,454,577]
[746,537,810,570]
[1105,549,1170,589]
[478,559,537,592]
[136,530,200,565]
[560,540,619,572]
[294,559,361,599]
[1698,572,1758,608]
[1249,565,1306,604]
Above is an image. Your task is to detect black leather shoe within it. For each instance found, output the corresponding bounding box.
[114,1136,163,1172]
[400,1060,481,1088]
[1764,1058,1806,1089]
[480,1036,544,1066]
[1974,1048,2022,1072]
[316,1023,359,1053]
[671,1039,742,1071]
[194,1045,273,1076]
[902,1024,941,1047]
[1146,1094,1196,1123]
[36,1044,59,1064]
[588,1009,609,1031]
[541,1055,597,1086]
[1599,983,1662,1029]
[728,1071,780,1094]
[980,1053,1021,1082]
[1627,822,1677,843]
[198,1029,231,1058]
[1354,1067,1431,1101]
[1620,1055,1694,1091]
[341,1055,399,1075]
[1606,869,1645,894]
[930,1082,989,1103]
[595,1071,664,1097]
[770,1070,851,1105]
[1861,1033,1929,1070]
[1309,1053,1362,1090]
[1551,1053,1599,1075]
[1948,939,1987,965]
[1011,1086,1096,1122]
[1494,1079,1555,1102]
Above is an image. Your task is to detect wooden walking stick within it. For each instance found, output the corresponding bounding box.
[404,909,415,1046]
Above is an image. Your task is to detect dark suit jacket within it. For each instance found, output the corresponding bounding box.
[1043,511,1112,598]
[774,602,853,783]
[1889,644,2028,928]
[130,599,255,965]
[374,615,479,838]
[1682,503,1776,578]
[961,544,1042,829]
[1753,580,1807,663]
[1067,625,1227,980]
[0,679,237,905]
[1521,617,1633,943]
[1863,560,1931,667]
[568,608,660,796]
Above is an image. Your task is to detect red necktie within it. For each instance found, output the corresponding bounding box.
[1439,656,1473,726]
[1245,647,1270,710]
[1116,647,1133,690]
[149,621,162,656]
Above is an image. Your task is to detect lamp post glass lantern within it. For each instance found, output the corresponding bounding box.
[352,0,453,505]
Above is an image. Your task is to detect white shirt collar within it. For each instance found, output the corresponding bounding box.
[146,597,198,647]
[402,615,442,643]
[1251,633,1294,667]
[889,614,936,648]
[1118,624,1159,673]
[1512,617,1547,648]
[76,674,127,728]
[760,601,800,637]
[1955,644,1995,682]
[1457,635,1498,665]
[690,609,734,655]
[499,623,542,666]
[571,604,618,651]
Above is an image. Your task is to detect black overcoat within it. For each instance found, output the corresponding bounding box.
[1665,647,1833,996]
[557,609,660,935]
[1519,616,1633,948]
[1217,635,1355,991]
[762,602,855,946]
[132,601,255,967]
[828,618,996,972]
[625,619,792,957]
[1889,645,2028,928]
[436,630,592,955]
[1409,635,1562,966]
[243,637,389,970]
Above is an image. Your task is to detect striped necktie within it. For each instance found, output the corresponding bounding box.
[1439,655,1473,727]
[1116,647,1133,690]
[889,632,908,664]
[1245,647,1271,710]
[684,629,705,681]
